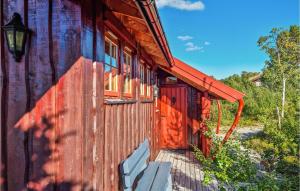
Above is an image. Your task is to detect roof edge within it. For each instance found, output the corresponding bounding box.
[161,58,245,103]
[135,0,174,67]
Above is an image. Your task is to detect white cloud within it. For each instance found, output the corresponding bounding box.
[185,42,203,52]
[156,0,205,11]
[204,41,210,45]
[177,35,193,41]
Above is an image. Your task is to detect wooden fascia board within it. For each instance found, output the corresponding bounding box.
[172,66,239,102]
[160,66,242,103]
[174,59,245,98]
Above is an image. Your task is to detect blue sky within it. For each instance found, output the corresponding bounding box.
[156,0,299,79]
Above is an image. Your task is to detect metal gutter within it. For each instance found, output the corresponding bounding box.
[135,0,174,67]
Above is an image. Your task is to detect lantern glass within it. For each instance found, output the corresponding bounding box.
[153,84,159,97]
[6,30,15,52]
[16,30,25,51]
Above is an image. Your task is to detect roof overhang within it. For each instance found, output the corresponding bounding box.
[161,58,245,103]
[104,0,173,67]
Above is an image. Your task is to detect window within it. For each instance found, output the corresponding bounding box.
[123,48,132,95]
[140,62,145,96]
[166,76,177,84]
[146,68,151,97]
[104,36,118,95]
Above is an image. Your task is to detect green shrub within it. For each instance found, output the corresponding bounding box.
[192,136,257,189]
[276,155,300,175]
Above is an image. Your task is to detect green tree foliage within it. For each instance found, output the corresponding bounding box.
[209,71,274,127]
[257,25,300,141]
[215,26,300,140]
[197,25,300,190]
[258,26,300,90]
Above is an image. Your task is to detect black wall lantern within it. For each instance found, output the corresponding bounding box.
[153,84,159,98]
[2,13,28,62]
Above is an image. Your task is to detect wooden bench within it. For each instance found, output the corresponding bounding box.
[120,139,172,191]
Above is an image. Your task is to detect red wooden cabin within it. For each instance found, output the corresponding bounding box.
[0,0,244,190]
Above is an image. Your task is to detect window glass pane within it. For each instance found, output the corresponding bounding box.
[105,40,110,65]
[140,64,144,95]
[111,44,117,67]
[123,52,132,94]
[104,64,111,91]
[166,76,177,84]
[147,69,151,96]
[105,40,110,54]
[111,57,117,68]
[124,76,128,93]
[111,67,118,92]
[128,74,131,93]
[111,44,117,58]
[128,56,132,73]
[105,54,110,66]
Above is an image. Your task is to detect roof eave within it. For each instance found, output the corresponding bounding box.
[135,0,174,67]
[160,58,245,103]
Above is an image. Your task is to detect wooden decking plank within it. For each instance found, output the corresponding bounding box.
[189,151,196,191]
[173,151,180,191]
[178,151,185,191]
[185,151,190,191]
[193,153,202,191]
[155,149,213,191]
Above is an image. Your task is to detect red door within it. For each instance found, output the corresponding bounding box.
[160,85,188,149]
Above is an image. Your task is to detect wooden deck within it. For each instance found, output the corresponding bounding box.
[155,150,218,191]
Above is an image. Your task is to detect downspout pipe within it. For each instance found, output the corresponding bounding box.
[135,0,174,67]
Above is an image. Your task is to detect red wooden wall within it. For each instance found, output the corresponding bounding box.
[187,87,201,146]
[0,0,159,190]
[104,102,158,191]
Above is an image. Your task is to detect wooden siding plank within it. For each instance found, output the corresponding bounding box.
[104,105,111,191]
[110,105,116,191]
[82,59,94,189]
[95,62,104,191]
[5,1,26,190]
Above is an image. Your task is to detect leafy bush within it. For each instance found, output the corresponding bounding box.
[244,131,300,190]
[192,136,257,189]
[194,135,300,191]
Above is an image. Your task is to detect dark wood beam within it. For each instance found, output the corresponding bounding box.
[104,9,137,48]
[106,0,143,21]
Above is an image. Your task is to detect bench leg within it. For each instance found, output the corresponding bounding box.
[167,174,172,191]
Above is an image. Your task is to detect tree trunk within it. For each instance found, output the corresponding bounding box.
[281,77,286,119]
[276,106,281,129]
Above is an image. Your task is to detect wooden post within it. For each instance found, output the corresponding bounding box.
[222,99,244,144]
[216,100,222,134]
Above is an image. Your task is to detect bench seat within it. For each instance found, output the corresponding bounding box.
[120,139,172,191]
[136,161,172,191]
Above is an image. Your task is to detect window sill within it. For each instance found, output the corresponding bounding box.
[105,99,137,105]
[141,99,154,103]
